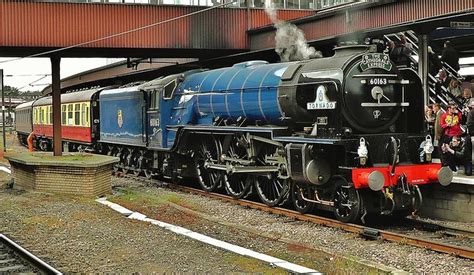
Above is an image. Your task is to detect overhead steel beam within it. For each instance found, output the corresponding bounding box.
[51,57,62,157]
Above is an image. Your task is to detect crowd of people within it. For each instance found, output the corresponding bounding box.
[425,99,474,176]
[373,34,472,175]
[418,39,474,176]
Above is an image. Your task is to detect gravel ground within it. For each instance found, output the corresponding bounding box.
[2,133,473,273]
[110,177,474,274]
[0,187,285,273]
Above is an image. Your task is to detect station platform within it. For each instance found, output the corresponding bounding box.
[452,174,474,185]
[420,172,474,222]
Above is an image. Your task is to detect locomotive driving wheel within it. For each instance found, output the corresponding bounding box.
[332,180,363,223]
[195,136,223,192]
[224,135,252,199]
[254,144,289,207]
[291,181,315,214]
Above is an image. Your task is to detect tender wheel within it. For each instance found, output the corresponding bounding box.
[121,149,133,174]
[113,147,122,172]
[224,135,252,198]
[291,181,315,214]
[195,136,223,192]
[332,180,363,223]
[143,169,153,180]
[107,145,114,156]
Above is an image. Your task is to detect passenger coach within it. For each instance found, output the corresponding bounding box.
[31,88,103,151]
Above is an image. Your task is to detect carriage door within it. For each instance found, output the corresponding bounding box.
[147,88,163,149]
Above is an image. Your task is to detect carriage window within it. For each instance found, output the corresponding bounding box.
[67,104,73,125]
[163,80,177,100]
[43,107,48,124]
[75,104,81,126]
[61,105,66,125]
[39,108,44,124]
[81,103,86,126]
[49,106,52,125]
[85,105,90,127]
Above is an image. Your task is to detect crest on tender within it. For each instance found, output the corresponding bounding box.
[117,109,123,128]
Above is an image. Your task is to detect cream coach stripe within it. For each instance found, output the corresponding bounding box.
[96,198,321,274]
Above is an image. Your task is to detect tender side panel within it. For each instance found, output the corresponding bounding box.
[99,89,146,146]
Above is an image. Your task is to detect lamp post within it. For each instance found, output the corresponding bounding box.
[0,69,5,152]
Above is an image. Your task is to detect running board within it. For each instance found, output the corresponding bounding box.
[205,163,279,174]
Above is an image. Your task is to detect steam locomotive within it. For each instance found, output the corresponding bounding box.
[16,45,452,223]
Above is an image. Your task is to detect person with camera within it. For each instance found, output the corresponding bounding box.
[441,103,462,137]
[441,135,472,175]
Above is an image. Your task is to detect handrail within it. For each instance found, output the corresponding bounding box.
[384,31,465,112]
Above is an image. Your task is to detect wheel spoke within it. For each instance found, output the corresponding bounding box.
[195,137,222,192]
[224,135,251,199]
[333,181,362,223]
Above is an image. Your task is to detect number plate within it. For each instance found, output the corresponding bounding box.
[307,102,336,110]
[368,78,388,85]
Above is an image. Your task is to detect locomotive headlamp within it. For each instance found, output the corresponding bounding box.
[422,135,434,162]
[358,137,368,166]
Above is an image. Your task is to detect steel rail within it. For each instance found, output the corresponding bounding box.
[168,184,474,260]
[0,234,62,274]
[404,217,474,239]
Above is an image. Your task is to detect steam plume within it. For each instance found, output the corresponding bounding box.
[264,0,321,62]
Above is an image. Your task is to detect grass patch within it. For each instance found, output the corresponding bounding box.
[222,253,285,274]
[111,188,198,211]
[23,215,66,229]
[37,153,93,161]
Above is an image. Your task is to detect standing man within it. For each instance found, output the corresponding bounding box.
[433,103,443,145]
[441,104,463,143]
[441,40,460,72]
[466,101,474,162]
[433,103,444,159]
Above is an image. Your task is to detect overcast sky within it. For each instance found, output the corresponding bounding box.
[1,55,472,93]
[0,58,123,92]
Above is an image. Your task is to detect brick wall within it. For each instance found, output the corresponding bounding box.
[11,163,36,190]
[419,184,474,222]
[11,163,113,197]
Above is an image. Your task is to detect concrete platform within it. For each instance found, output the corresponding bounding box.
[452,174,474,185]
[420,176,474,222]
[5,152,118,197]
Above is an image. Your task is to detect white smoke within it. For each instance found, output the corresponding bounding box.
[264,0,322,62]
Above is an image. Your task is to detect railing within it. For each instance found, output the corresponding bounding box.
[384,31,465,111]
[25,0,359,10]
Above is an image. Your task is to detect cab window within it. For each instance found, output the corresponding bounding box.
[163,80,176,100]
[150,89,161,109]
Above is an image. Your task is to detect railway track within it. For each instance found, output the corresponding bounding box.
[0,234,61,274]
[113,173,474,260]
